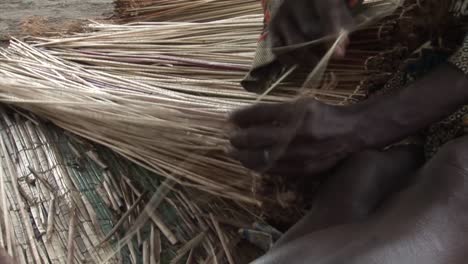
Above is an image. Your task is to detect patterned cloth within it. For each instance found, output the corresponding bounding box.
[449,35,468,74]
[241,0,284,93]
[382,0,468,158]
[423,31,468,157]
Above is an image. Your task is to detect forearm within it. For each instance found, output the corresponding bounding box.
[357,63,468,148]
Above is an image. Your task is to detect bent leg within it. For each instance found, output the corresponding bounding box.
[257,136,468,264]
[274,144,424,247]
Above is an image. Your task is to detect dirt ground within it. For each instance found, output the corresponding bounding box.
[0,0,114,43]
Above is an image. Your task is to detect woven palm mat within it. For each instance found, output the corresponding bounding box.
[0,108,264,263]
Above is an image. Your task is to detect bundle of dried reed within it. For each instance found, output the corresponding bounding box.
[0,37,273,206]
[33,15,271,100]
[0,0,403,207]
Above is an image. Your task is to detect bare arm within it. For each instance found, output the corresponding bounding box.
[231,3,468,177]
[231,40,468,177]
[358,62,468,148]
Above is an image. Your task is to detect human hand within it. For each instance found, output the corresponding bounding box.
[269,0,358,65]
[229,98,365,177]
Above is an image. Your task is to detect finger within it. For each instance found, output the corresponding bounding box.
[281,13,305,46]
[268,160,307,178]
[277,139,347,162]
[271,21,302,64]
[295,48,320,67]
[229,145,286,173]
[230,147,283,172]
[279,43,320,66]
[229,103,296,129]
[269,4,291,52]
[270,8,303,45]
[332,34,349,58]
[294,21,324,66]
[317,0,353,56]
[272,15,320,65]
[303,157,342,175]
[230,126,294,149]
[269,14,288,51]
[268,157,338,178]
[279,146,320,161]
[324,0,354,34]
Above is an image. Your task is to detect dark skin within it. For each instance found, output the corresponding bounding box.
[268,0,355,64]
[231,64,468,176]
[231,0,468,263]
[253,139,468,263]
[0,250,12,264]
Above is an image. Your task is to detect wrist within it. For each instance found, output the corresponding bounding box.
[353,95,417,149]
[302,100,369,150]
[353,63,468,149]
[343,102,374,149]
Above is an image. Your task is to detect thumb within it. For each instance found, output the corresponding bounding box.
[332,32,349,58]
[324,0,354,58]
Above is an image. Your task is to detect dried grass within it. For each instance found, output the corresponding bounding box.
[0,13,290,206]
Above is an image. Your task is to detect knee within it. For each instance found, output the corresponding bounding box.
[344,145,423,183]
[433,136,468,168]
[345,150,388,173]
[332,146,422,208]
[349,149,384,163]
[349,145,423,170]
[419,137,468,198]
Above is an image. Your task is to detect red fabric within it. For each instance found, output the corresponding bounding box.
[259,0,271,41]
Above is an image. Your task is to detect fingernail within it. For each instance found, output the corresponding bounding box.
[333,46,345,58]
[226,147,239,160]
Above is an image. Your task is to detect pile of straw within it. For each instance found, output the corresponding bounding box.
[0,0,402,206]
[0,37,264,205]
[0,16,372,206]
